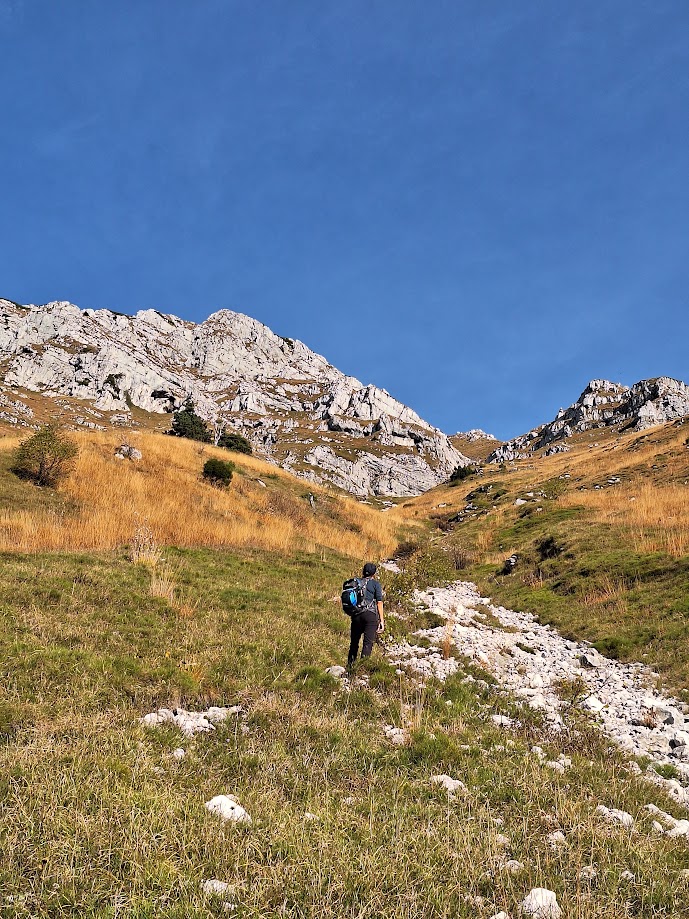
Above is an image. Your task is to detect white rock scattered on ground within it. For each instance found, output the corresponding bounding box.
[325,665,347,679]
[171,748,186,760]
[595,804,634,828]
[490,913,512,919]
[579,865,597,881]
[409,581,689,805]
[430,774,466,794]
[546,831,567,848]
[202,879,231,896]
[204,795,251,824]
[500,859,524,874]
[491,714,515,728]
[619,870,635,882]
[383,725,409,746]
[142,705,242,738]
[645,803,689,838]
[520,888,562,918]
[386,640,458,683]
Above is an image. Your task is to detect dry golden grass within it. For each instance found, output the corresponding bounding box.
[560,482,689,558]
[0,431,398,558]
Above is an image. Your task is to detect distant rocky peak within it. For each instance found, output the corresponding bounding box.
[455,429,497,442]
[487,375,689,464]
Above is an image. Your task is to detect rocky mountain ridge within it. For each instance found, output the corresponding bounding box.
[487,377,689,463]
[0,298,468,496]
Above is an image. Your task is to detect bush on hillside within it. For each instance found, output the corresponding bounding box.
[217,430,253,455]
[202,457,234,488]
[12,425,78,487]
[168,398,211,443]
[449,464,479,484]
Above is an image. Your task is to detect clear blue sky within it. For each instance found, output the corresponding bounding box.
[2,1,688,439]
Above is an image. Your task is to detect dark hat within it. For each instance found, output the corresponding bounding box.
[362,562,377,577]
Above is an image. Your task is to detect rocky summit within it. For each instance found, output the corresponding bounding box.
[0,299,468,496]
[487,377,689,463]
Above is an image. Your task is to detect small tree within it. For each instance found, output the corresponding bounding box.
[168,398,211,443]
[217,430,253,455]
[449,464,478,484]
[202,457,234,488]
[12,425,78,487]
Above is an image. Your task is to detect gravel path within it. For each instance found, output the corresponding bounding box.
[388,579,689,806]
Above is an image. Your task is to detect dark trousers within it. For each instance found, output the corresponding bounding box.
[348,609,379,665]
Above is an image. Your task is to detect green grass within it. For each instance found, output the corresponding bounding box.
[461,506,689,697]
[2,548,689,916]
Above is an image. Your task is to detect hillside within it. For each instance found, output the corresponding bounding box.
[2,425,689,915]
[0,429,402,559]
[0,299,468,496]
[400,416,689,694]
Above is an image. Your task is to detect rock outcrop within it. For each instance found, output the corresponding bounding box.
[487,377,689,463]
[0,299,468,496]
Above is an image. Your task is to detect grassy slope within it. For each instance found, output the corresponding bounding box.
[2,429,689,915]
[3,547,689,918]
[399,420,689,696]
[0,430,399,559]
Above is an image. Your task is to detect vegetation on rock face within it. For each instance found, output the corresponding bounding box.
[11,424,78,487]
[168,397,211,443]
[202,456,234,487]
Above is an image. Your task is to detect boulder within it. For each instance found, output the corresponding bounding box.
[520,888,562,918]
[204,794,251,824]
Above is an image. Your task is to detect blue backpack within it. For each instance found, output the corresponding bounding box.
[341,576,375,617]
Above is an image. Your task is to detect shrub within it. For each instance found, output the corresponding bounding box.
[536,535,563,561]
[203,457,234,487]
[449,464,478,484]
[217,430,253,455]
[12,425,78,487]
[168,398,211,443]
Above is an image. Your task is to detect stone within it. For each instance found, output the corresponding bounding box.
[619,870,635,883]
[520,888,562,918]
[490,913,512,919]
[202,879,231,897]
[325,665,347,679]
[546,831,567,848]
[491,714,515,728]
[502,859,524,874]
[546,761,565,775]
[430,774,466,794]
[383,725,409,746]
[171,748,186,760]
[579,650,604,669]
[595,805,634,828]
[579,865,597,881]
[204,795,251,824]
[583,696,605,713]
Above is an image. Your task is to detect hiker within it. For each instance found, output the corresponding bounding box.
[347,562,384,668]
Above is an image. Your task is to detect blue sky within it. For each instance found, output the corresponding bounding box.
[1,1,688,439]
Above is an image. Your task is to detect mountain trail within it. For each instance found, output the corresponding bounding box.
[386,578,689,810]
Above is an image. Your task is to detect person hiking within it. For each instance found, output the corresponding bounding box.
[347,562,384,668]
